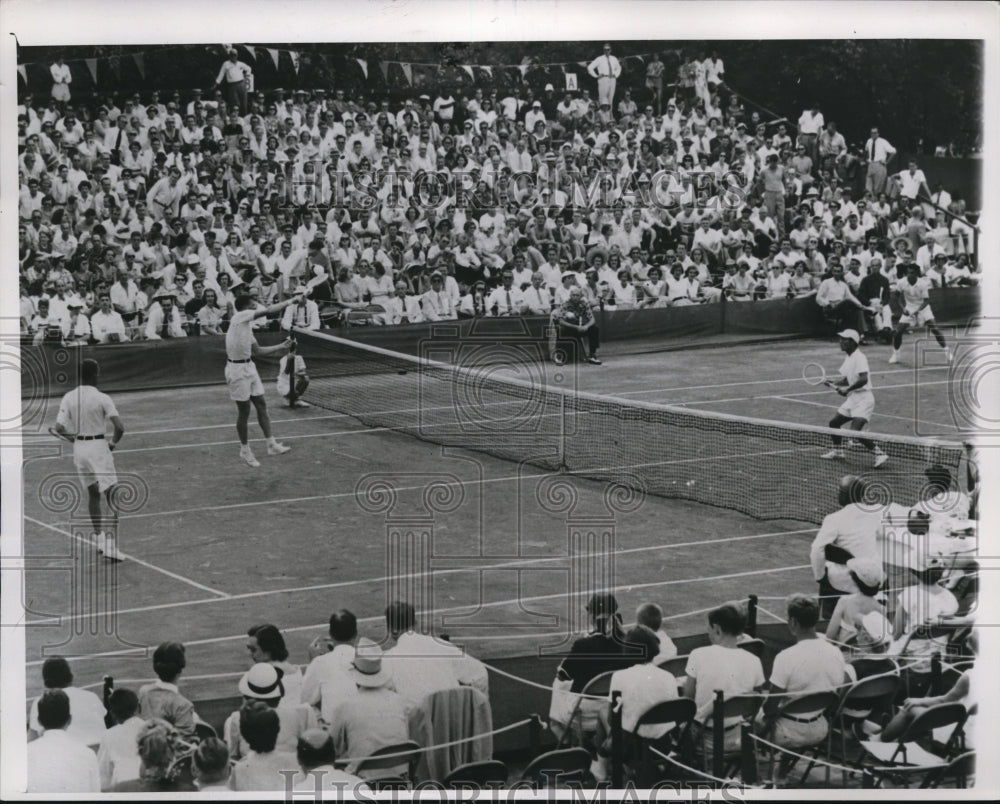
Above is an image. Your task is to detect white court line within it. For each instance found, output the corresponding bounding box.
[24,516,231,599]
[614,366,949,396]
[26,527,816,626]
[25,562,812,667]
[772,395,958,431]
[115,444,817,521]
[127,412,350,436]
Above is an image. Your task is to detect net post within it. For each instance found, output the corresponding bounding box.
[747,594,758,638]
[610,690,624,788]
[712,690,725,780]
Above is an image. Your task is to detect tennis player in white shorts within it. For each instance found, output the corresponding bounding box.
[54,358,127,560]
[226,292,303,468]
[821,329,889,468]
[889,264,951,365]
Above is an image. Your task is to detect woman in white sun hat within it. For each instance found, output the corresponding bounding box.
[825,556,888,651]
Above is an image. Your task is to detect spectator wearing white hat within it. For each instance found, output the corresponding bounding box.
[224,663,318,762]
[524,101,546,134]
[825,557,887,650]
[329,638,411,780]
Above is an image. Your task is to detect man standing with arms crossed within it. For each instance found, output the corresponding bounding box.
[588,44,622,111]
[226,292,303,468]
[54,359,126,561]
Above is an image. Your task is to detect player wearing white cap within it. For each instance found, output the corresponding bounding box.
[889,263,952,364]
[820,329,889,467]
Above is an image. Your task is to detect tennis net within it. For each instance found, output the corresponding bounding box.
[295,329,965,526]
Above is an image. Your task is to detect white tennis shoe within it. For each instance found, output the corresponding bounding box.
[94,532,107,554]
[820,449,846,460]
[888,351,899,364]
[241,448,261,468]
[945,348,953,363]
[267,441,291,456]
[102,539,125,562]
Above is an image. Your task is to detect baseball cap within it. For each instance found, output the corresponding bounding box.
[545,83,554,91]
[837,329,860,343]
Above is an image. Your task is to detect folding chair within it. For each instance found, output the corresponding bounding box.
[859,702,968,788]
[758,690,840,786]
[631,697,697,786]
[706,694,764,777]
[353,740,421,791]
[193,720,218,742]
[520,747,592,788]
[802,672,901,784]
[555,670,615,749]
[444,760,509,788]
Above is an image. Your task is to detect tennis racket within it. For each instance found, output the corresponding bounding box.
[802,362,835,388]
[547,314,564,365]
[48,426,76,444]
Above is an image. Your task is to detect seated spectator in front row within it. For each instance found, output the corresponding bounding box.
[29,656,106,749]
[27,690,100,794]
[90,292,129,343]
[144,291,188,339]
[635,602,678,664]
[229,702,299,792]
[138,641,198,739]
[246,622,305,708]
[224,663,317,761]
[382,600,489,708]
[97,688,144,790]
[329,638,412,781]
[758,595,853,770]
[683,603,766,758]
[289,729,369,794]
[301,609,361,728]
[109,719,198,792]
[191,737,232,792]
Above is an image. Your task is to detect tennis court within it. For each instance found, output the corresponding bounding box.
[21,334,966,703]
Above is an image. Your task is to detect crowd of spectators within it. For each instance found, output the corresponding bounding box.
[18,49,982,349]
[26,509,978,794]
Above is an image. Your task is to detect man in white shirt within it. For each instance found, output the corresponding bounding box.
[487,269,526,316]
[890,264,951,364]
[863,127,896,195]
[759,596,852,756]
[28,657,108,748]
[815,264,866,333]
[522,272,553,315]
[819,329,890,469]
[894,159,930,202]
[382,601,488,709]
[50,57,73,104]
[280,292,321,331]
[97,688,144,790]
[53,360,127,560]
[215,48,252,114]
[27,690,100,793]
[144,293,188,340]
[420,271,458,321]
[588,43,623,108]
[796,103,824,164]
[301,610,361,727]
[383,281,425,325]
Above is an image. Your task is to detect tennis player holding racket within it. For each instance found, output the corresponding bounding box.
[52,358,127,561]
[818,329,889,468]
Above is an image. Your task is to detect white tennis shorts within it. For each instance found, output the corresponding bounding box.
[74,440,117,492]
[838,389,875,422]
[899,307,935,327]
[225,361,264,402]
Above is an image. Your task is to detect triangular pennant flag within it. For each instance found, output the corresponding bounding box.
[355,58,368,79]
[480,65,492,78]
[460,65,474,80]
[378,61,390,81]
[84,58,98,83]
[290,51,300,74]
[266,48,280,71]
[133,52,145,79]
[400,63,413,85]
[517,65,529,78]
[17,65,27,84]
[239,45,256,61]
